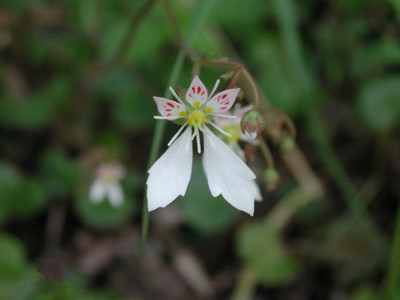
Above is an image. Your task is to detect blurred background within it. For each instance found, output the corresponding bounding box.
[0,0,400,299]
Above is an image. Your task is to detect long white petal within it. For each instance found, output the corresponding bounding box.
[89,179,106,203]
[251,180,263,202]
[202,126,257,215]
[147,127,193,211]
[108,182,124,207]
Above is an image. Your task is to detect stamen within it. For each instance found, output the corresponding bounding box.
[208,79,220,100]
[196,131,201,153]
[167,122,188,146]
[169,87,186,106]
[210,113,237,119]
[206,120,232,137]
[154,116,181,120]
[191,127,197,140]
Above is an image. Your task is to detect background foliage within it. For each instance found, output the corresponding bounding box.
[0,0,399,299]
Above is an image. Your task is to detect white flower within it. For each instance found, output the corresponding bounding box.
[89,163,126,207]
[147,76,260,215]
[213,104,262,202]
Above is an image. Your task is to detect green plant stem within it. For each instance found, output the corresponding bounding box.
[271,0,315,92]
[307,112,374,227]
[258,139,275,169]
[199,58,261,110]
[113,0,160,64]
[142,0,217,241]
[385,200,400,298]
[164,0,199,63]
[231,269,257,300]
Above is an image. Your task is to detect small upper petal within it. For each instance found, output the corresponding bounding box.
[185,75,208,108]
[202,126,257,215]
[205,88,240,114]
[147,127,193,211]
[154,97,186,119]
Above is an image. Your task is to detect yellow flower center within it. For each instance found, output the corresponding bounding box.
[188,110,206,126]
[102,171,117,183]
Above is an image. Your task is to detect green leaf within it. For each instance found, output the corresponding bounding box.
[40,151,83,198]
[0,77,72,129]
[75,190,135,230]
[95,69,154,130]
[249,36,320,116]
[0,233,43,300]
[356,76,400,133]
[180,159,237,235]
[0,163,47,224]
[237,222,299,285]
[350,285,381,300]
[114,90,154,131]
[320,216,385,282]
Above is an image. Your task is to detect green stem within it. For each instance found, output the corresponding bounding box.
[113,0,160,64]
[199,58,260,110]
[385,200,400,298]
[142,0,217,241]
[271,0,315,92]
[259,139,275,169]
[231,269,257,300]
[307,112,373,226]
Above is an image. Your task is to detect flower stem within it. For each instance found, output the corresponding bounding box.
[142,0,217,241]
[307,112,375,228]
[231,269,257,300]
[113,0,160,64]
[199,58,260,110]
[259,138,275,169]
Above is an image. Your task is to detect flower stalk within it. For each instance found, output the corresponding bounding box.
[142,0,218,240]
[197,58,261,111]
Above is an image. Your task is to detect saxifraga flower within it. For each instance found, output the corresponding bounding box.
[146,76,260,215]
[89,163,125,207]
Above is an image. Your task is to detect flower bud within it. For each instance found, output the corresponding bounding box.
[280,136,296,153]
[262,168,279,191]
[240,110,263,139]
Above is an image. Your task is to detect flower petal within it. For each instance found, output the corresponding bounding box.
[147,127,193,211]
[153,97,186,119]
[202,126,257,215]
[236,104,254,118]
[213,112,235,128]
[205,88,240,114]
[251,181,263,202]
[185,75,208,108]
[108,183,124,207]
[89,179,106,203]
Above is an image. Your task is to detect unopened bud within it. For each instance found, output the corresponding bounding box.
[280,136,296,153]
[240,110,263,140]
[220,69,238,80]
[262,168,279,191]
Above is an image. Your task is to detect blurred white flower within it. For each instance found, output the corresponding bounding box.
[147,76,259,215]
[89,163,126,207]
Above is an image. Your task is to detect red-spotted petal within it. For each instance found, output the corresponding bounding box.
[205,88,240,114]
[185,75,208,108]
[153,97,187,119]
